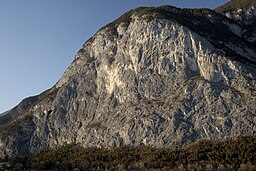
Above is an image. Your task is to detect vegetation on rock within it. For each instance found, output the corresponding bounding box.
[215,0,256,13]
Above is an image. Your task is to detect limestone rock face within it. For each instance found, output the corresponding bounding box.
[0,6,256,157]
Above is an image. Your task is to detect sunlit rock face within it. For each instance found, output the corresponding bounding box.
[0,5,256,157]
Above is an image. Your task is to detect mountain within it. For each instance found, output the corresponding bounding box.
[0,110,9,117]
[215,0,256,43]
[216,0,256,13]
[0,96,39,125]
[0,4,256,157]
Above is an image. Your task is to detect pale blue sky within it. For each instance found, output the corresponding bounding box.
[0,0,228,113]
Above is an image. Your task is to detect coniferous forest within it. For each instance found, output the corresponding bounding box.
[0,135,255,170]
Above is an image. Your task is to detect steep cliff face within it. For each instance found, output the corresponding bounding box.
[0,5,256,157]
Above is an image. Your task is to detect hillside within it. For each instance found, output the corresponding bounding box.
[215,0,256,13]
[215,0,256,44]
[0,4,255,159]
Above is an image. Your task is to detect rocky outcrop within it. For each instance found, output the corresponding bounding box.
[215,0,256,43]
[0,5,256,157]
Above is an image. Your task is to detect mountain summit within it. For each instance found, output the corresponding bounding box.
[0,5,256,157]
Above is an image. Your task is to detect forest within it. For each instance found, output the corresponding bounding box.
[0,135,255,170]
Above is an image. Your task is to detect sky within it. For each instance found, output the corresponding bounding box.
[0,0,229,113]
